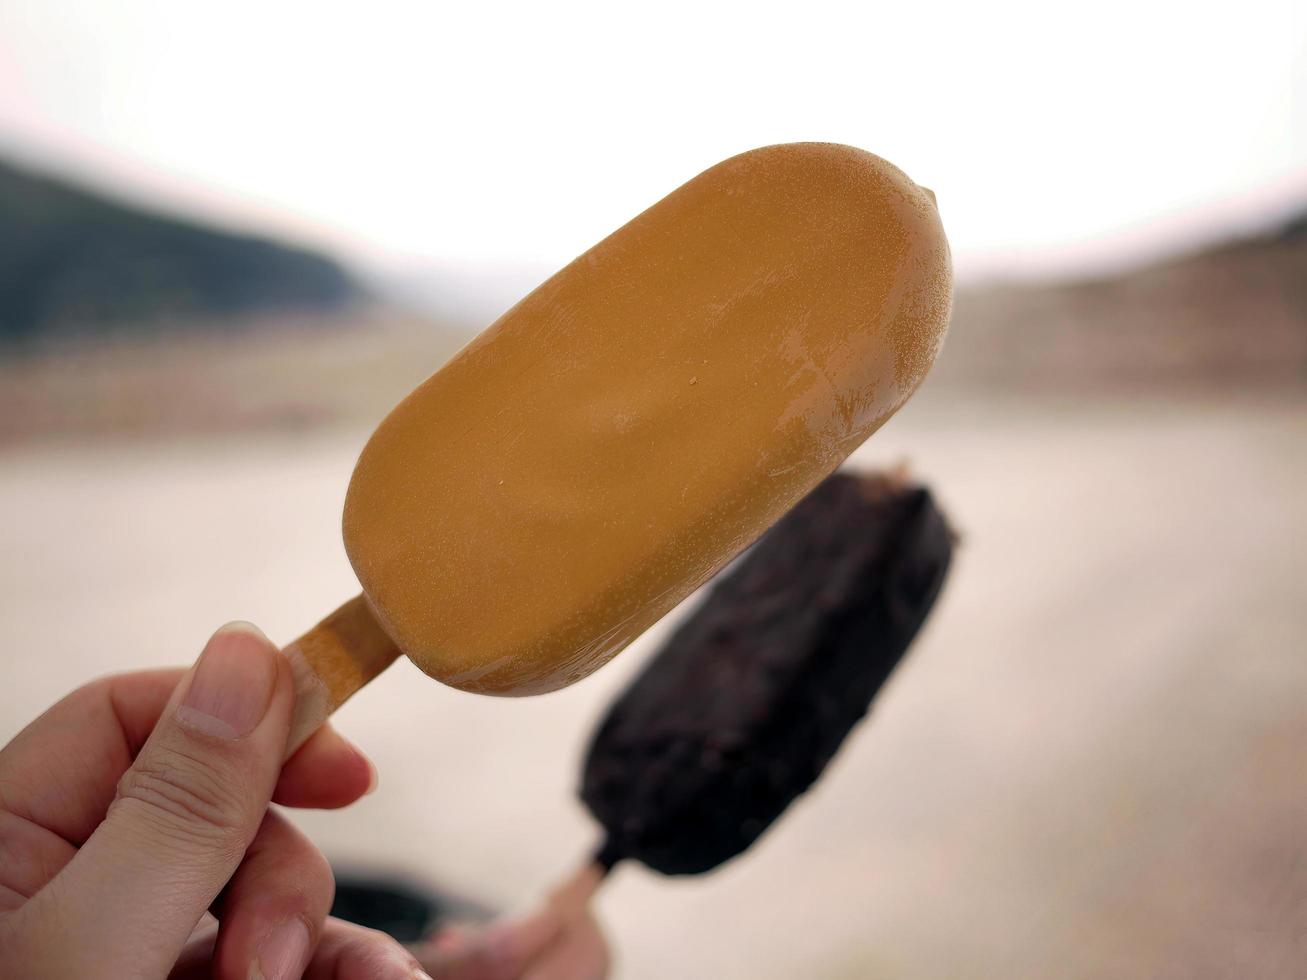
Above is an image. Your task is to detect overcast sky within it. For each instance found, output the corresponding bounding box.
[1,0,1303,286]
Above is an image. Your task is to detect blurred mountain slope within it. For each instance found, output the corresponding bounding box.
[0,157,361,342]
[937,213,1307,393]
[1,180,1302,443]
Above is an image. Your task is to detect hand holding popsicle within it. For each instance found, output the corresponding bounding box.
[0,626,424,980]
[283,142,952,751]
[413,865,609,979]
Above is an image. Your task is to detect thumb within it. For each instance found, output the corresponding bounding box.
[19,623,294,978]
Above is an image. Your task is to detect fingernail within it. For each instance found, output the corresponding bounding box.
[481,921,517,967]
[252,917,310,980]
[337,731,380,796]
[431,927,461,952]
[413,971,434,980]
[178,622,277,739]
[362,752,380,796]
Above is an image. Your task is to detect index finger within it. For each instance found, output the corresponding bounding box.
[1,665,377,848]
[0,668,183,845]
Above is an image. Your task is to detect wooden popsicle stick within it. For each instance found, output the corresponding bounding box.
[546,859,608,915]
[281,594,402,756]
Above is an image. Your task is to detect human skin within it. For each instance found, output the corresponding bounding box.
[0,624,428,979]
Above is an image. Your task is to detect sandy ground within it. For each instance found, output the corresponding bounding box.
[1,389,1304,978]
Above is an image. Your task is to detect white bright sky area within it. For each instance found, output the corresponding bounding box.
[1,0,1304,294]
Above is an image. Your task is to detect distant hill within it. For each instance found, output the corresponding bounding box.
[0,157,362,342]
[0,178,1302,441]
[387,208,1307,397]
[935,211,1307,393]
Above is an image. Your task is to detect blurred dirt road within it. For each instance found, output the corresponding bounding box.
[2,391,1303,978]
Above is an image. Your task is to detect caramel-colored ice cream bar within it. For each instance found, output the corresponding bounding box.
[335,142,951,697]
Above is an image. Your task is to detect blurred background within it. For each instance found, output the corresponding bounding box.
[1,1,1304,976]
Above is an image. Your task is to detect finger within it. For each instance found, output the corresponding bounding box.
[209,808,334,980]
[170,915,430,980]
[303,918,431,980]
[0,664,371,837]
[414,910,564,980]
[521,912,610,980]
[0,672,369,911]
[0,669,183,908]
[13,623,292,978]
[168,919,220,980]
[413,924,510,980]
[274,722,377,809]
[0,667,184,843]
[0,808,76,911]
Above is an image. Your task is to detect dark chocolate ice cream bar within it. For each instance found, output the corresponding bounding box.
[580,469,953,876]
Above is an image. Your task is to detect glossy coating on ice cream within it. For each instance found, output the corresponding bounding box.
[343,143,952,694]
